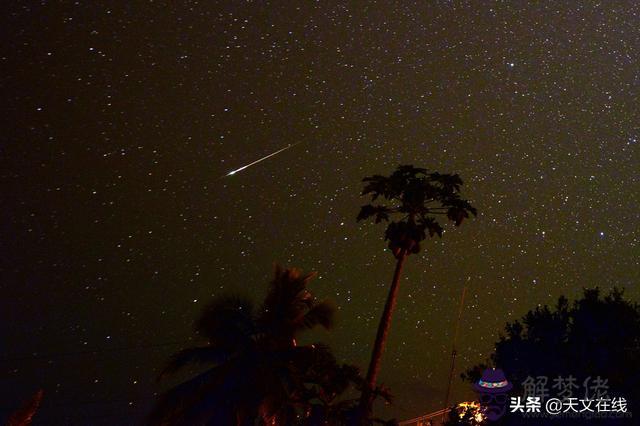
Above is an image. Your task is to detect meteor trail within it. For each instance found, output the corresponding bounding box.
[223,142,301,177]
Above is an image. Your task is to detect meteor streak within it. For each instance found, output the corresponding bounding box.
[223,142,301,177]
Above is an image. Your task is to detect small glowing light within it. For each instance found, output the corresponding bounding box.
[458,401,485,422]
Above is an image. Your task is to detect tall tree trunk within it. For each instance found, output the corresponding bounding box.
[357,249,408,423]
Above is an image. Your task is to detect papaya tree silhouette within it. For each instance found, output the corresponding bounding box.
[355,165,477,422]
[148,266,337,425]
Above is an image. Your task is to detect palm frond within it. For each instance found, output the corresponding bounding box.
[262,265,323,335]
[301,300,335,331]
[158,346,231,381]
[151,355,267,426]
[149,365,231,425]
[195,294,256,350]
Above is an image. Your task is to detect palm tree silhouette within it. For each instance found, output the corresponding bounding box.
[149,266,336,425]
[355,165,477,422]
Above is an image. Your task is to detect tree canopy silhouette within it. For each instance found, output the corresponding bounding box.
[463,287,640,425]
[149,266,353,425]
[356,165,477,422]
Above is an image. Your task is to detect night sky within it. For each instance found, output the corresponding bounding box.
[2,1,640,424]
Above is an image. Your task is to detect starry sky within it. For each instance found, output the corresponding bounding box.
[2,1,640,424]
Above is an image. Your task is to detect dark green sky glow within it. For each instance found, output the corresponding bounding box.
[2,1,639,423]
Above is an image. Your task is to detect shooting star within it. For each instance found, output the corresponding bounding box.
[222,142,301,177]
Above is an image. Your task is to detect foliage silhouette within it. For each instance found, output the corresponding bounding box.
[296,344,395,426]
[149,266,347,425]
[356,165,477,422]
[462,288,640,425]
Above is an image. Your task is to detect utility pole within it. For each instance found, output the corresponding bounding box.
[442,285,467,423]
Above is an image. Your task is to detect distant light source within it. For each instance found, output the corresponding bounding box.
[457,401,485,422]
